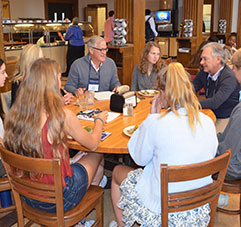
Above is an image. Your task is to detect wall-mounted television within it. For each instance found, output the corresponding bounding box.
[156,11,171,24]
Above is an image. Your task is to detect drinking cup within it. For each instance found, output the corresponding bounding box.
[87,91,95,105]
[78,93,88,110]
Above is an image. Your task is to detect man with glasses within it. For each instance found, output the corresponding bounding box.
[65,35,121,96]
[193,42,240,133]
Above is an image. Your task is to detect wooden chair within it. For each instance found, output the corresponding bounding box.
[0,177,15,213]
[161,149,232,227]
[0,146,104,227]
[185,67,200,81]
[217,179,241,226]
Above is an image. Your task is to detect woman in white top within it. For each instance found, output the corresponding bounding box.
[0,58,8,176]
[110,62,218,227]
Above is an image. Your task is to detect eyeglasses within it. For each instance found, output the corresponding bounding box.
[91,47,108,53]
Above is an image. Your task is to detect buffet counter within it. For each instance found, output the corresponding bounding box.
[5,44,68,73]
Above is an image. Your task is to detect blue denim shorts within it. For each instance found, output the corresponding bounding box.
[23,163,89,213]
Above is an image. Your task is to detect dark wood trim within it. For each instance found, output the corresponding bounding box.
[219,0,233,34]
[44,0,78,20]
[237,0,241,47]
[0,1,5,61]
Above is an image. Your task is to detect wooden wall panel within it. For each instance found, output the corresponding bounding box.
[182,0,204,51]
[44,0,79,20]
[237,0,241,47]
[0,2,5,61]
[219,0,233,34]
[115,0,145,67]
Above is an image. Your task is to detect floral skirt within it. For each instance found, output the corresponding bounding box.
[117,168,211,227]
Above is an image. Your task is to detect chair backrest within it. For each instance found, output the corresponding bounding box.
[185,67,200,81]
[0,146,65,226]
[161,149,232,227]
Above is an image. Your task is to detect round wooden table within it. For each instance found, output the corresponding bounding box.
[67,97,216,154]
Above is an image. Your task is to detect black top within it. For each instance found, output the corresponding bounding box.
[11,81,65,107]
[11,81,20,107]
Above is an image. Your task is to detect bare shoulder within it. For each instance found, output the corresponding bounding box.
[63,108,78,124]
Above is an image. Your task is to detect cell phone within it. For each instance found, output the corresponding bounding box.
[101,131,112,141]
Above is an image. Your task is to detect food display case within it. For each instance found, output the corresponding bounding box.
[3,20,94,72]
[3,20,94,45]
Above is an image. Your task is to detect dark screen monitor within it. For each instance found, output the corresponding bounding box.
[156,11,171,23]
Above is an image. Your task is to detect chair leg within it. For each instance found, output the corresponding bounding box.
[240,194,241,227]
[94,196,103,227]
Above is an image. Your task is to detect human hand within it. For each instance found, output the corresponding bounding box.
[63,90,74,105]
[150,90,167,113]
[75,88,86,97]
[224,45,231,51]
[112,86,119,93]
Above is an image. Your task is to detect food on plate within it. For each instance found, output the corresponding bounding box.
[84,126,92,132]
[127,125,138,135]
[143,90,158,95]
[139,90,159,96]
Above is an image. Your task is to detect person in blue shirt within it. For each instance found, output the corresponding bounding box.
[63,17,85,77]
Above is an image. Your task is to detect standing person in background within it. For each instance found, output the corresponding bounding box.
[145,9,158,42]
[104,10,115,44]
[131,41,164,91]
[63,17,85,77]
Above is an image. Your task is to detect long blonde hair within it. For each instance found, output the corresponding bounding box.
[232,48,241,69]
[4,58,67,166]
[156,62,201,132]
[13,44,43,83]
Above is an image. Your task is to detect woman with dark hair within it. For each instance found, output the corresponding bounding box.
[64,17,85,77]
[131,41,164,91]
[223,33,237,60]
[4,58,107,216]
[0,58,8,176]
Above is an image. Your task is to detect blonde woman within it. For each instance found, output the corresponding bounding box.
[4,58,107,215]
[110,63,218,227]
[11,44,44,105]
[131,41,163,91]
[11,44,73,106]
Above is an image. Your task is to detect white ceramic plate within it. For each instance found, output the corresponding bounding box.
[123,125,138,137]
[138,89,159,97]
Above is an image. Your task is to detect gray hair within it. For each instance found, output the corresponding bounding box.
[87,35,105,51]
[202,42,226,65]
